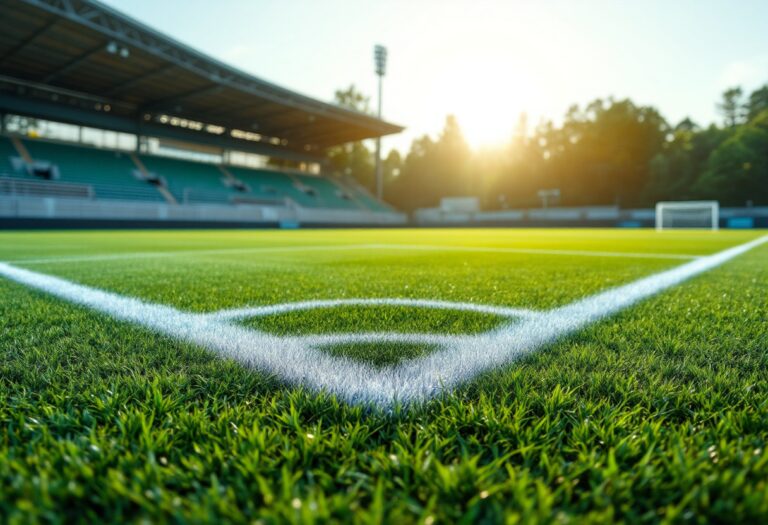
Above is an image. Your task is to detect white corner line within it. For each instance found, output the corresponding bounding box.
[0,235,765,409]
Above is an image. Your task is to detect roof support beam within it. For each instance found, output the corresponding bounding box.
[0,17,58,65]
[42,41,105,83]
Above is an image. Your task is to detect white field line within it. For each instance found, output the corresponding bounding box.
[10,243,700,265]
[210,298,539,321]
[10,244,379,265]
[0,234,765,408]
[367,243,702,260]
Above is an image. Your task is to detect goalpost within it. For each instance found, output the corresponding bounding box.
[655,201,719,231]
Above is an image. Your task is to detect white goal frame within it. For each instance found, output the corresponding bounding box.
[655,201,719,231]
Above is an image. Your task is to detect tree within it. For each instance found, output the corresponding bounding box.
[746,85,768,122]
[718,87,745,127]
[325,85,375,190]
[333,85,372,114]
[527,98,668,206]
[383,149,402,186]
[433,115,472,197]
[694,110,768,205]
[388,115,473,211]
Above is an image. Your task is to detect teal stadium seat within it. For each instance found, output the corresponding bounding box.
[21,140,164,202]
[295,174,359,210]
[228,167,317,207]
[3,137,396,212]
[0,136,24,176]
[138,155,234,204]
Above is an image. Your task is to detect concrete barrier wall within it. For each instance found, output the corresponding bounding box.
[0,195,407,226]
[415,205,768,228]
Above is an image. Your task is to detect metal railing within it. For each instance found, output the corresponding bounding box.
[0,176,94,199]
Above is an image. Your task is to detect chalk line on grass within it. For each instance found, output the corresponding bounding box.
[209,298,539,322]
[367,243,702,260]
[11,243,700,265]
[0,234,765,408]
[11,244,379,265]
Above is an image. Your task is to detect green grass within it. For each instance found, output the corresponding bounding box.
[241,305,507,336]
[0,228,767,523]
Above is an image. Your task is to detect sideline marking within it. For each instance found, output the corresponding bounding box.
[0,235,765,408]
[11,243,700,265]
[11,244,378,265]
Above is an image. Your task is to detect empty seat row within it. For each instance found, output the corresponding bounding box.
[0,136,394,212]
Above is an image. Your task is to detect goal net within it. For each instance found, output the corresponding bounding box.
[655,201,719,230]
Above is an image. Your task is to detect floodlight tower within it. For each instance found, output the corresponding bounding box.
[374,44,387,200]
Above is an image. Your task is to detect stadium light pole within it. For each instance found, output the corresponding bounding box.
[374,45,387,200]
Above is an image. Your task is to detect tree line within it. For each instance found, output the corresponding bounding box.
[320,84,768,211]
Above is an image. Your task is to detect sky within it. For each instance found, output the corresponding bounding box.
[102,0,768,152]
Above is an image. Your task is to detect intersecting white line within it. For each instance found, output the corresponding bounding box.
[0,235,765,409]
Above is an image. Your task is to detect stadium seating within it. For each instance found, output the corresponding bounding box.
[294,174,360,210]
[228,167,315,207]
[0,136,23,176]
[336,178,395,212]
[138,155,235,204]
[1,136,395,212]
[20,139,165,202]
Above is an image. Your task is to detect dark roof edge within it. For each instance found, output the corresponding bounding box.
[21,0,404,135]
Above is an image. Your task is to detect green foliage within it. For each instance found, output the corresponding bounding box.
[380,84,768,210]
[718,87,746,128]
[694,119,768,205]
[0,229,767,523]
[326,85,376,191]
[746,86,768,122]
[390,116,472,210]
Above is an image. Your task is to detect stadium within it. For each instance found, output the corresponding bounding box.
[0,0,405,228]
[1,0,767,523]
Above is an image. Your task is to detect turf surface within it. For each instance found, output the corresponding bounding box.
[0,228,766,523]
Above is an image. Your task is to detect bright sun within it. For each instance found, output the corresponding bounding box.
[426,56,543,149]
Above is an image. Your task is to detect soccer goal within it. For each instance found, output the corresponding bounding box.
[655,201,719,230]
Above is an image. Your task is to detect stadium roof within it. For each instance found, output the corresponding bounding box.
[0,0,404,162]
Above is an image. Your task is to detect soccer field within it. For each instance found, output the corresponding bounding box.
[1,228,767,523]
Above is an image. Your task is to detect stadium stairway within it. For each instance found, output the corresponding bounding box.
[295,174,360,210]
[16,139,166,202]
[137,154,238,205]
[339,175,396,212]
[128,154,177,204]
[227,167,315,207]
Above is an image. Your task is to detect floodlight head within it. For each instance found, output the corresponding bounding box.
[374,45,387,76]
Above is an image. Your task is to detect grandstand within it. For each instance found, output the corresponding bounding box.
[0,0,405,227]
